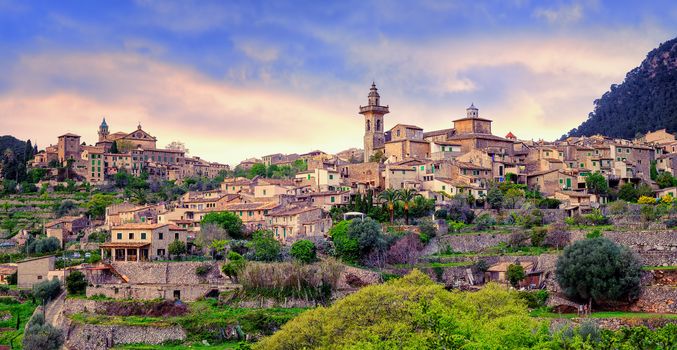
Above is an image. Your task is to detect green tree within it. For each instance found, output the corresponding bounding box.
[221,251,246,283]
[249,163,267,178]
[65,271,87,295]
[378,189,399,223]
[201,211,244,239]
[617,183,639,202]
[556,237,642,305]
[368,150,385,163]
[290,239,317,263]
[109,140,119,154]
[655,171,675,189]
[502,188,524,209]
[33,279,61,304]
[254,270,550,350]
[636,182,654,198]
[249,230,280,261]
[506,263,526,287]
[398,188,420,225]
[330,220,359,263]
[486,186,504,209]
[348,217,387,264]
[22,313,64,350]
[650,161,658,180]
[168,240,187,259]
[585,171,608,196]
[84,194,118,219]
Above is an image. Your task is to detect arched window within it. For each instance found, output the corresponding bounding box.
[366,120,371,131]
[376,119,381,131]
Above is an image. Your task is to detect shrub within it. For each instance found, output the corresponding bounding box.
[586,229,601,239]
[26,237,61,255]
[517,290,549,308]
[578,320,601,343]
[417,218,437,243]
[506,264,526,287]
[222,251,246,283]
[195,265,211,277]
[665,218,677,228]
[474,213,496,231]
[637,196,656,205]
[65,271,87,295]
[607,200,628,215]
[486,187,504,209]
[201,211,244,239]
[517,209,544,228]
[22,313,64,350]
[329,221,358,263]
[537,198,561,209]
[447,220,465,233]
[290,240,317,264]
[33,278,61,302]
[582,209,609,226]
[556,238,642,304]
[474,260,489,273]
[640,205,657,222]
[249,230,281,262]
[168,240,187,259]
[530,227,548,247]
[434,209,448,220]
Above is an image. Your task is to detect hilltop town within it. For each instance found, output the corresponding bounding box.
[0,83,676,349]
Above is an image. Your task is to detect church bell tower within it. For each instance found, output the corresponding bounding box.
[98,117,109,142]
[359,83,389,162]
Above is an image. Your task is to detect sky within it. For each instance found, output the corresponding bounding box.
[0,0,676,166]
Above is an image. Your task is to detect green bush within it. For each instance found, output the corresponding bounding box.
[222,251,246,283]
[530,227,548,247]
[474,213,496,231]
[290,240,317,264]
[506,264,526,287]
[249,230,281,262]
[517,290,549,308]
[33,278,61,302]
[65,271,87,295]
[22,313,64,350]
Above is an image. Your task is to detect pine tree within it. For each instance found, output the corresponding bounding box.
[110,141,119,154]
[24,139,33,161]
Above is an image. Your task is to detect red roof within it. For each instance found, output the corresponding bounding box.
[505,132,516,139]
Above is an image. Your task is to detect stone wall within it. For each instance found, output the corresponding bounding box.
[111,261,227,285]
[437,233,509,253]
[551,317,677,331]
[473,209,566,224]
[570,230,677,266]
[86,283,234,302]
[629,286,677,314]
[64,321,185,350]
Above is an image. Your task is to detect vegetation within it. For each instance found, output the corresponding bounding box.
[168,240,187,259]
[65,270,87,295]
[290,240,317,264]
[222,251,246,283]
[22,313,64,350]
[556,238,642,305]
[506,263,526,287]
[248,230,281,262]
[32,278,62,303]
[565,37,677,139]
[201,212,244,239]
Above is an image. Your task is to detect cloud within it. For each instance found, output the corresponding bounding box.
[533,3,584,24]
[234,39,280,63]
[133,0,242,34]
[0,52,364,165]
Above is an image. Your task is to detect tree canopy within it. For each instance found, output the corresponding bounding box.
[556,237,642,304]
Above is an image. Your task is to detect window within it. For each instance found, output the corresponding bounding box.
[175,232,179,240]
[626,149,630,153]
[580,163,584,168]
[396,129,400,137]
[329,174,334,180]
[330,196,335,203]
[117,233,122,240]
[559,179,563,184]
[158,232,163,240]
[129,233,134,239]
[141,232,146,240]
[442,185,446,191]
[37,275,42,280]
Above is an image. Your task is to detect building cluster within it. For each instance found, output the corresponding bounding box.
[32,119,229,183]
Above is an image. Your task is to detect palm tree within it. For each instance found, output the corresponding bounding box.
[378,188,399,223]
[398,188,421,225]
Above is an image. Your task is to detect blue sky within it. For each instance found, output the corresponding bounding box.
[1,0,676,165]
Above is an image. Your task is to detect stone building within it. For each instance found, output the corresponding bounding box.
[57,133,81,164]
[268,206,331,242]
[100,223,188,262]
[359,83,389,162]
[17,255,55,289]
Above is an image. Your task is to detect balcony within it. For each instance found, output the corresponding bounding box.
[359,105,390,114]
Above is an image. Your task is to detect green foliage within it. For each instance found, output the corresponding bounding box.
[474,213,496,231]
[650,160,658,180]
[530,227,548,247]
[556,237,642,304]
[195,265,211,277]
[33,278,61,302]
[608,200,628,214]
[655,171,676,189]
[416,218,436,244]
[506,263,526,287]
[201,212,244,239]
[23,313,64,350]
[585,171,609,195]
[26,237,60,255]
[586,229,602,239]
[249,230,280,262]
[65,271,87,295]
[565,38,677,139]
[517,290,549,309]
[290,240,317,264]
[53,199,77,218]
[222,251,246,283]
[486,186,504,209]
[330,221,359,263]
[84,194,118,219]
[347,217,387,262]
[254,271,550,350]
[168,240,187,259]
[537,197,561,209]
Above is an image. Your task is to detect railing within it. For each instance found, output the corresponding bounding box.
[359,105,389,113]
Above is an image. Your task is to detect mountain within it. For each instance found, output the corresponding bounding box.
[0,135,27,159]
[564,37,677,139]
